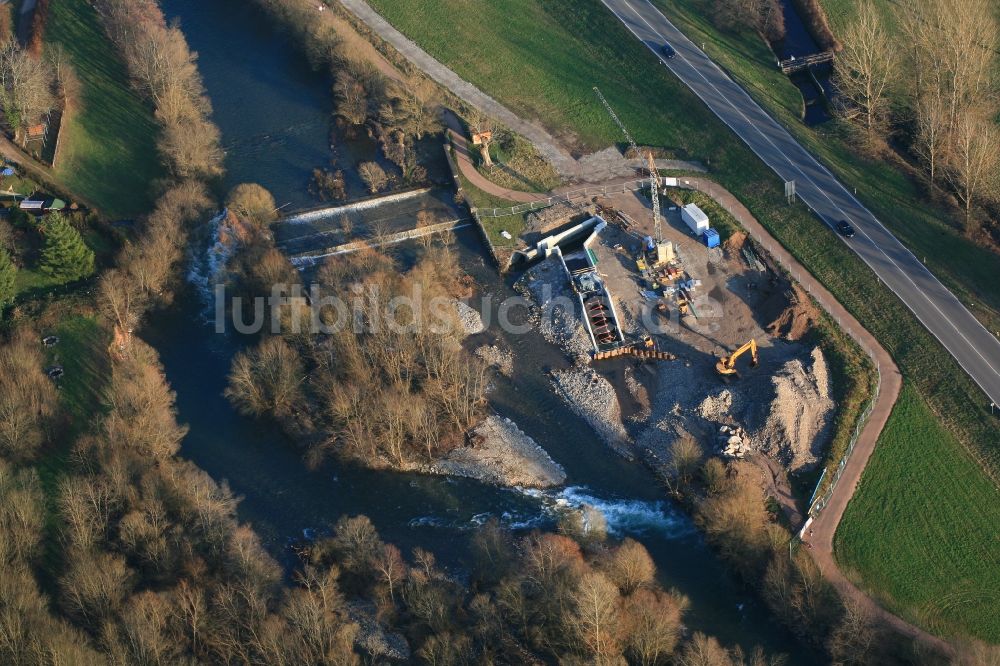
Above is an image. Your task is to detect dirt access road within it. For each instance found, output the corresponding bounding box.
[338,0,946,653]
[445,131,944,652]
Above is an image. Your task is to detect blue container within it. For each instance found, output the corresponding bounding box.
[702,228,720,248]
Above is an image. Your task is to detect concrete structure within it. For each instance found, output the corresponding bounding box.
[549,217,627,352]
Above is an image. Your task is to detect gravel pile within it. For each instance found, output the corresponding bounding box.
[752,347,834,472]
[453,299,486,336]
[432,415,566,488]
[624,367,651,423]
[476,344,514,376]
[515,256,592,362]
[551,367,630,454]
[697,389,734,422]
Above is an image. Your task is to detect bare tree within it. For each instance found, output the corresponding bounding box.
[59,551,133,632]
[334,70,369,126]
[912,91,950,183]
[676,632,736,666]
[227,183,278,227]
[358,161,389,194]
[713,0,785,42]
[0,44,54,136]
[225,337,305,419]
[374,543,406,604]
[833,0,897,143]
[607,538,656,595]
[159,116,224,179]
[99,268,147,353]
[623,588,686,665]
[668,434,703,489]
[0,462,45,566]
[566,571,622,662]
[944,107,999,232]
[826,598,878,665]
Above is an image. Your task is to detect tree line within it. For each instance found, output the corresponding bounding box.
[93,0,223,181]
[833,0,998,235]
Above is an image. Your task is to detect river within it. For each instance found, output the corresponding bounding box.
[156,0,811,659]
[774,0,834,125]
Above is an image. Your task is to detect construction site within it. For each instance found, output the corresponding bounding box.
[512,170,836,507]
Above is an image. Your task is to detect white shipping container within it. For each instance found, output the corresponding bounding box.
[681,203,709,234]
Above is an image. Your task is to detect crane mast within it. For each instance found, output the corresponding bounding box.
[647,151,661,245]
[593,87,663,245]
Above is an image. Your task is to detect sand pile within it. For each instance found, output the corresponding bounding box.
[723,230,748,255]
[552,367,630,454]
[766,284,819,341]
[753,347,833,472]
[434,415,566,488]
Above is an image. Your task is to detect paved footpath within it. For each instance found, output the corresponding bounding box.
[447,143,948,653]
[341,0,952,652]
[341,0,706,183]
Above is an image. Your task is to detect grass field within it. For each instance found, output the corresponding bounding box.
[45,0,164,219]
[835,386,1000,640]
[455,170,529,245]
[367,0,1000,640]
[35,315,109,586]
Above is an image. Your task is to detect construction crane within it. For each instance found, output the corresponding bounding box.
[593,87,662,246]
[715,339,759,378]
[647,151,661,246]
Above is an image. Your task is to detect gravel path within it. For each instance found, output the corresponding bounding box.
[326,5,930,645]
[342,0,705,183]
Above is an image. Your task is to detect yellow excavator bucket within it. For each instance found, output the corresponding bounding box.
[715,340,758,377]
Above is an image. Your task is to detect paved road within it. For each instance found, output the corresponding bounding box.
[601,0,1000,408]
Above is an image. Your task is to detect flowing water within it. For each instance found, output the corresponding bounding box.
[155,0,812,659]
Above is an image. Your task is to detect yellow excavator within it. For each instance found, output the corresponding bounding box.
[715,339,759,377]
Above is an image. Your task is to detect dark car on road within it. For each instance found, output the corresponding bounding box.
[661,43,676,58]
[836,220,856,238]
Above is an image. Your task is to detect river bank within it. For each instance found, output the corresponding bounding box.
[155,0,816,658]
